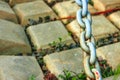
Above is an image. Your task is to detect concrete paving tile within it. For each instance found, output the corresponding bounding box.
[97,42,120,69]
[103,75,120,80]
[27,21,75,51]
[92,15,119,40]
[0,19,31,55]
[66,20,81,38]
[92,0,120,11]
[107,11,120,29]
[43,48,84,79]
[0,1,18,23]
[13,0,57,26]
[9,0,37,6]
[52,0,96,24]
[66,15,119,41]
[0,56,44,80]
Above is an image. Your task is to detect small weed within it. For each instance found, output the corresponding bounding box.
[44,16,51,22]
[113,65,120,80]
[99,59,120,78]
[88,0,94,6]
[59,59,120,80]
[114,65,120,75]
[32,45,37,51]
[68,31,72,36]
[28,19,37,26]
[29,75,36,80]
[49,41,57,47]
[99,59,114,78]
[97,32,120,47]
[59,70,86,80]
[26,15,52,27]
[38,17,43,23]
[49,37,62,47]
[49,37,66,51]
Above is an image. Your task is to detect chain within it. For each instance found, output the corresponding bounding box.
[75,0,102,80]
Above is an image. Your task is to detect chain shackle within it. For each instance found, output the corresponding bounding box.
[75,0,102,80]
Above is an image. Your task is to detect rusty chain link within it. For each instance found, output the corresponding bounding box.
[75,0,102,80]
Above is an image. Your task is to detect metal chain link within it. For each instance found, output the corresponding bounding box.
[75,0,102,80]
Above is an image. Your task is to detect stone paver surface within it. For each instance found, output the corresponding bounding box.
[67,15,119,40]
[107,11,120,29]
[9,0,36,6]
[52,0,80,24]
[43,48,84,79]
[0,19,31,55]
[93,0,120,11]
[0,1,18,23]
[92,15,119,40]
[0,56,44,80]
[103,75,120,80]
[52,0,96,24]
[66,20,81,38]
[27,21,75,51]
[13,0,57,26]
[97,42,120,69]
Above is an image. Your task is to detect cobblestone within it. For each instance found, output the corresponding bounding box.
[13,0,57,26]
[103,75,120,80]
[97,42,120,69]
[52,0,80,24]
[66,20,81,38]
[93,0,120,11]
[92,15,119,40]
[0,19,31,55]
[9,0,36,6]
[43,48,84,79]
[67,15,119,41]
[27,21,75,51]
[107,11,120,29]
[0,56,44,80]
[0,1,18,23]
[52,0,96,24]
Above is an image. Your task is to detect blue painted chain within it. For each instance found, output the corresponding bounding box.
[75,0,102,80]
